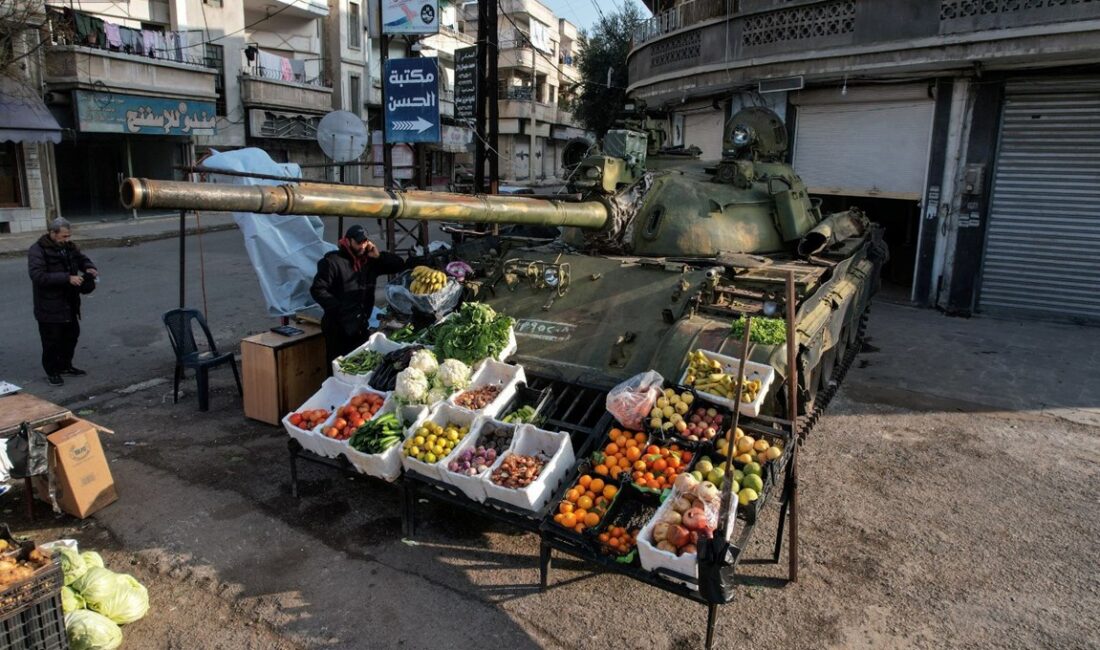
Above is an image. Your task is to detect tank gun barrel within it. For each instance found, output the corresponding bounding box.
[120,178,609,229]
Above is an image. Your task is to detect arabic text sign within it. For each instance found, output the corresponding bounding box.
[384,58,440,144]
[454,46,477,120]
[74,91,216,136]
[382,0,439,34]
[515,319,576,342]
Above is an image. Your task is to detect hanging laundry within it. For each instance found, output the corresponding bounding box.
[104,22,122,49]
[120,27,140,54]
[142,30,157,57]
[257,51,283,80]
[169,31,184,62]
[280,57,294,82]
[155,31,168,59]
[289,59,306,82]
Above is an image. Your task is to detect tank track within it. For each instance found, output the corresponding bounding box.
[798,307,870,440]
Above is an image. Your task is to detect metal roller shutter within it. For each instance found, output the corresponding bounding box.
[978,82,1100,320]
[684,109,726,161]
[792,100,935,199]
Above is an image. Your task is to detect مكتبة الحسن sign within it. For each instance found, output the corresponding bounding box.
[74,90,216,136]
[382,0,439,34]
[384,58,440,144]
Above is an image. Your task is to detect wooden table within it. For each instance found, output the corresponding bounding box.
[240,324,326,425]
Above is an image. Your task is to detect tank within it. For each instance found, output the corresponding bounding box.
[119,107,887,419]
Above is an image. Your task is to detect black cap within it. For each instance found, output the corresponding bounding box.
[345,225,368,243]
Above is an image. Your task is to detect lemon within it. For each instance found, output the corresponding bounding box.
[738,488,758,505]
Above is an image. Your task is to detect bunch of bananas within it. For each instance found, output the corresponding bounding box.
[684,350,762,403]
[410,266,448,295]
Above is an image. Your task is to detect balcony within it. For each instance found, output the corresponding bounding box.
[498,44,559,77]
[44,46,216,100]
[242,0,328,18]
[239,74,333,113]
[628,0,1100,106]
[498,89,557,123]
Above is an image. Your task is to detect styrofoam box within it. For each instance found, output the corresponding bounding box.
[446,360,525,418]
[332,332,413,385]
[281,376,354,458]
[400,403,483,482]
[679,349,776,417]
[342,394,404,482]
[438,419,519,502]
[481,424,575,512]
[496,327,517,361]
[637,488,736,590]
[315,386,390,459]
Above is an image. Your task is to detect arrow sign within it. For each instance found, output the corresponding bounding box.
[391,116,434,133]
[384,58,440,144]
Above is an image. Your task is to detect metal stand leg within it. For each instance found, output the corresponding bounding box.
[704,603,718,650]
[539,542,551,590]
[288,439,301,498]
[773,454,795,563]
[789,450,799,583]
[23,477,35,521]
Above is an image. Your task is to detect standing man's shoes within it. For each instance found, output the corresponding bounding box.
[61,367,86,376]
[47,375,64,386]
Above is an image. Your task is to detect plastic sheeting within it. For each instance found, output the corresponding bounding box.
[200,148,336,317]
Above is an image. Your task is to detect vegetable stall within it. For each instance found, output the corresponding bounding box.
[281,279,836,650]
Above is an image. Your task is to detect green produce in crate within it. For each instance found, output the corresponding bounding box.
[501,404,537,424]
[420,303,513,365]
[337,349,383,375]
[729,315,788,345]
[389,324,419,343]
[349,412,405,454]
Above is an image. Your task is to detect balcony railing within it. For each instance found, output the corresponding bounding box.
[46,7,212,69]
[633,0,730,45]
[500,86,535,101]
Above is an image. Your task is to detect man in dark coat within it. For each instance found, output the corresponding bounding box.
[27,218,98,386]
[310,225,405,363]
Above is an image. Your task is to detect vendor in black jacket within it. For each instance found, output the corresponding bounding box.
[27,218,98,386]
[311,225,406,363]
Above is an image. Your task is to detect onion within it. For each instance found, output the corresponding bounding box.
[667,524,690,548]
[661,510,682,526]
[653,522,670,543]
[682,507,707,531]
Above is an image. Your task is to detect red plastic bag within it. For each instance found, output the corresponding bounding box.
[606,371,664,430]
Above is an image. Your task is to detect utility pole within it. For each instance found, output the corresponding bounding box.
[488,0,499,193]
[475,0,501,194]
[529,41,537,183]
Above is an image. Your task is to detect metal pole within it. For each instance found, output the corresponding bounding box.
[785,270,799,583]
[529,44,537,183]
[179,209,186,309]
[125,138,137,219]
[487,0,500,194]
[381,33,396,250]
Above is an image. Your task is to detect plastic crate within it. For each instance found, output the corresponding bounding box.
[0,557,68,650]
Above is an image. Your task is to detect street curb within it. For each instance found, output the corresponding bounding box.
[0,223,239,258]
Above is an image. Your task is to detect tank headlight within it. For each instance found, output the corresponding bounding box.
[731,125,753,147]
[543,267,560,287]
[584,166,601,179]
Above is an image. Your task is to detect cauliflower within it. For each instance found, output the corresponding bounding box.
[425,387,450,404]
[437,358,471,389]
[408,349,439,375]
[395,367,430,404]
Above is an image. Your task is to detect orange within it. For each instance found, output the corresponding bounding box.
[667,456,681,469]
[566,488,581,502]
[605,443,619,455]
[626,447,642,461]
[602,485,618,500]
[609,466,622,479]
[646,445,660,455]
[574,508,588,520]
[634,432,647,444]
[589,478,605,493]
[594,464,609,476]
[598,532,610,544]
[653,459,668,473]
[574,524,585,533]
[553,513,564,524]
[633,460,647,471]
[584,512,600,527]
[559,502,574,515]
[647,479,661,489]
[616,435,629,447]
[608,427,621,440]
[577,495,594,510]
[618,456,631,469]
[578,474,592,488]
[561,513,577,528]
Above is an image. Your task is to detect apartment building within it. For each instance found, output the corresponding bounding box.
[461,0,588,182]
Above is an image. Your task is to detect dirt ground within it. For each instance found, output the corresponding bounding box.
[10,363,1099,649]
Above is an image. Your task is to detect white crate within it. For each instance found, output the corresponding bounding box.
[636,487,736,590]
[315,386,390,458]
[332,332,414,385]
[342,396,405,482]
[481,424,574,512]
[281,377,354,458]
[400,403,482,482]
[679,349,776,417]
[439,419,519,502]
[447,360,525,418]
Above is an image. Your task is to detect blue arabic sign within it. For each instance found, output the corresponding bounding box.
[74,90,217,136]
[384,58,440,144]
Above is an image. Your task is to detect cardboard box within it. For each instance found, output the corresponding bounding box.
[32,417,117,518]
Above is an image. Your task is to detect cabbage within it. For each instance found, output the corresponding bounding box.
[65,610,123,650]
[81,551,105,569]
[57,548,87,586]
[61,586,86,613]
[72,568,149,625]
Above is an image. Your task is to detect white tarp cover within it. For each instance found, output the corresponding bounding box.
[201,148,336,317]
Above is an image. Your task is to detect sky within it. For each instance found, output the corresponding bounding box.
[539,0,652,33]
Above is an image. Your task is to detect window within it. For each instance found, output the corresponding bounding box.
[349,74,361,117]
[0,143,27,207]
[204,43,227,116]
[348,2,361,49]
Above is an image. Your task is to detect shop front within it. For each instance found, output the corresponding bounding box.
[0,76,62,234]
[53,90,215,221]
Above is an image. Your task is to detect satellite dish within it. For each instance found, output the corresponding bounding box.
[317,110,368,163]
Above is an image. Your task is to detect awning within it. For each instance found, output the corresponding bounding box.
[0,76,62,144]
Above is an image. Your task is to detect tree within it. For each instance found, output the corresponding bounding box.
[572,3,643,138]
